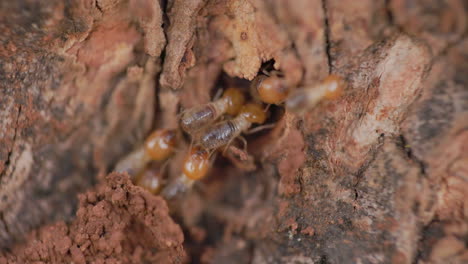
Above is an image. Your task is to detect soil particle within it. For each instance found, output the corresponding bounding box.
[0,173,186,263]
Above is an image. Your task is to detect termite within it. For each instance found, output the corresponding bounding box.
[114,129,177,176]
[251,73,290,105]
[198,103,267,151]
[180,87,245,136]
[161,146,211,198]
[135,164,164,194]
[285,74,346,113]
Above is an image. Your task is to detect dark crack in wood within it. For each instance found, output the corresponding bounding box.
[95,0,103,14]
[321,0,332,73]
[0,105,21,180]
[0,212,9,238]
[399,134,427,176]
[384,0,395,26]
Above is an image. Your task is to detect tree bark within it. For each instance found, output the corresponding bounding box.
[0,0,466,263]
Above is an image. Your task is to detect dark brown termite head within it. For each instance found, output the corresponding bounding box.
[252,74,290,105]
[144,129,177,161]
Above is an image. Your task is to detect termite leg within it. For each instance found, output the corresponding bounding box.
[264,103,271,112]
[238,135,248,152]
[245,123,276,135]
[160,159,170,174]
[193,180,207,194]
[176,107,186,119]
[173,147,185,154]
[222,137,237,155]
[189,138,194,152]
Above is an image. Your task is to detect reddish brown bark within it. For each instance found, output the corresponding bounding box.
[0,0,466,263]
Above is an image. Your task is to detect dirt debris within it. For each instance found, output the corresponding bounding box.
[0,173,185,263]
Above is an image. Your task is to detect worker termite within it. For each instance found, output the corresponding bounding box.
[198,103,267,151]
[161,146,211,198]
[285,74,346,113]
[180,87,246,136]
[114,129,177,176]
[251,73,290,105]
[135,163,164,194]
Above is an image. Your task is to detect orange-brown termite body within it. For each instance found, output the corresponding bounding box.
[198,103,267,150]
[135,164,164,194]
[114,129,177,176]
[251,73,290,105]
[285,74,346,113]
[161,146,211,198]
[180,87,245,136]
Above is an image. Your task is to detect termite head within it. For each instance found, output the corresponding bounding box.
[144,129,177,161]
[160,147,208,198]
[240,103,267,124]
[135,164,164,194]
[322,74,345,100]
[183,146,210,180]
[222,87,246,116]
[253,74,289,104]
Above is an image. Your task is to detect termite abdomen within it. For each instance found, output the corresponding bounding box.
[199,121,238,150]
[180,104,217,134]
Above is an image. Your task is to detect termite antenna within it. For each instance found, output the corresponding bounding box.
[238,135,248,153]
[208,148,217,158]
[245,123,276,135]
[212,87,224,101]
[176,107,186,119]
[261,69,270,76]
[222,137,236,156]
[160,159,170,174]
[189,138,194,152]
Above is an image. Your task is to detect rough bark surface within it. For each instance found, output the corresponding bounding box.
[1,0,467,263]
